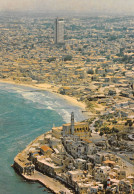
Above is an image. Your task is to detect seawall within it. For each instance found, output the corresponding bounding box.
[13,132,74,194]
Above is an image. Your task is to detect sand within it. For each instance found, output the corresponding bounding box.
[0,79,92,117]
[36,83,87,110]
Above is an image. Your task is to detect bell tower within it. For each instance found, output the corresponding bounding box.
[71,112,74,134]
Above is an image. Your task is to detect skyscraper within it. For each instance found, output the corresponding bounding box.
[54,18,64,44]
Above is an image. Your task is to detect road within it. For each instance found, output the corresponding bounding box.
[89,117,106,143]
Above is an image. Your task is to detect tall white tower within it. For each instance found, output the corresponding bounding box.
[54,18,64,44]
[71,112,74,135]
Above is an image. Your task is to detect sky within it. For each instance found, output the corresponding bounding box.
[0,0,134,15]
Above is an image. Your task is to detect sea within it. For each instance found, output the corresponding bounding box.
[0,82,87,194]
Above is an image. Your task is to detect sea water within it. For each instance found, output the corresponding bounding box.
[0,82,87,194]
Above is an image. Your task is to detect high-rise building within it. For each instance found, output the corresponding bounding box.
[54,18,64,44]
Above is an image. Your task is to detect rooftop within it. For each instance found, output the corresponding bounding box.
[40,145,53,152]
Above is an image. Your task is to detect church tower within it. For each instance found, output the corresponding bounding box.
[71,112,74,134]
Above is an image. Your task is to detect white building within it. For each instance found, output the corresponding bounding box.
[94,166,111,182]
[54,18,64,44]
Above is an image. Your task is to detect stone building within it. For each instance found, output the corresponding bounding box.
[52,112,91,139]
[63,112,90,138]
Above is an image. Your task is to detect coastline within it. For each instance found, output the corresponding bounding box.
[13,133,74,194]
[0,79,90,193]
[23,171,73,194]
[0,79,92,118]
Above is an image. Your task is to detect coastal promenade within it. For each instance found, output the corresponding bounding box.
[24,170,73,194]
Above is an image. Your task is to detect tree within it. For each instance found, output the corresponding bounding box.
[112,120,117,124]
[99,131,104,137]
[129,122,133,127]
[47,57,56,62]
[77,48,82,52]
[86,58,90,62]
[125,122,128,126]
[112,127,119,133]
[87,69,94,74]
[125,119,133,127]
[63,55,72,61]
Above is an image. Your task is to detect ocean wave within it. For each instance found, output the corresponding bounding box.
[0,83,87,123]
[0,111,14,116]
[16,90,84,122]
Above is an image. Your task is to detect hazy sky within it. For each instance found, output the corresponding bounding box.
[0,0,134,14]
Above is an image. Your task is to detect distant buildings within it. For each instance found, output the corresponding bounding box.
[54,18,64,44]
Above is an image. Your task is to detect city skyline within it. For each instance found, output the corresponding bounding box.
[0,0,134,15]
[0,6,134,193]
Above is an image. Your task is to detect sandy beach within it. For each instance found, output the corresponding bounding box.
[36,83,87,110]
[0,79,92,117]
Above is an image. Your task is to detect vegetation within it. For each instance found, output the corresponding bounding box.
[77,48,83,52]
[99,126,119,134]
[87,69,94,74]
[125,119,134,127]
[108,35,117,41]
[114,54,132,64]
[86,58,91,62]
[94,120,103,128]
[112,119,117,124]
[99,131,104,137]
[63,55,72,61]
[47,57,56,63]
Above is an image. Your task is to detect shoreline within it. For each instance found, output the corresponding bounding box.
[13,133,74,194]
[0,79,92,118]
[23,171,73,194]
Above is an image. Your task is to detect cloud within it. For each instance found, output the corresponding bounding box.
[0,0,134,14]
